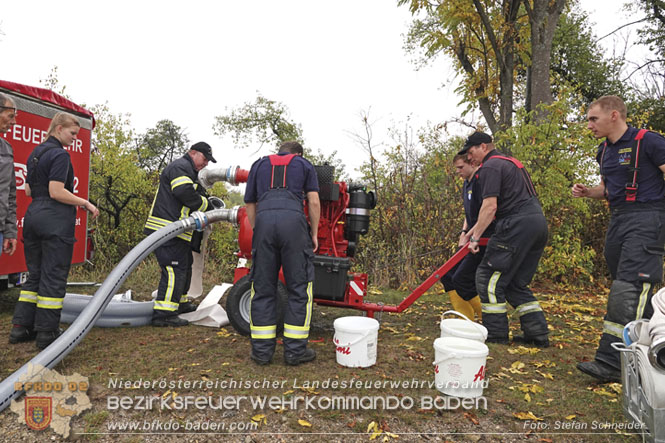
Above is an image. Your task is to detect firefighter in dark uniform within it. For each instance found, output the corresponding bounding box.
[10,112,99,349]
[440,154,494,320]
[244,141,320,366]
[573,95,665,383]
[461,132,550,347]
[144,142,216,326]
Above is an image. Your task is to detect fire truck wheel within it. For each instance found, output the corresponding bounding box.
[225,275,288,336]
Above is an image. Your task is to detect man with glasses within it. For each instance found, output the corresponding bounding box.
[144,142,216,326]
[0,93,18,258]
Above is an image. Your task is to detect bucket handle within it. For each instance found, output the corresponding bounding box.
[333,330,369,348]
[433,352,460,366]
[441,310,487,338]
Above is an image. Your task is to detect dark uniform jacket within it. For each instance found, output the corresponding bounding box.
[144,154,209,242]
[464,173,495,237]
[596,126,665,208]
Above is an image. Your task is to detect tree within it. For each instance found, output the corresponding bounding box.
[135,119,189,176]
[88,104,154,265]
[550,8,626,107]
[348,110,386,234]
[400,0,566,132]
[623,1,665,132]
[524,0,567,118]
[213,94,303,151]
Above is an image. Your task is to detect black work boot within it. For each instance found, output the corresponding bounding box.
[9,325,37,344]
[577,360,621,383]
[177,302,197,314]
[513,334,550,348]
[486,335,509,344]
[35,329,63,350]
[251,351,272,366]
[285,348,316,366]
[152,316,189,327]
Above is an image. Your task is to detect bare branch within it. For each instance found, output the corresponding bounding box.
[624,59,665,80]
[596,18,648,42]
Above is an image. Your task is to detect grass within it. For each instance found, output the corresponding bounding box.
[0,261,644,442]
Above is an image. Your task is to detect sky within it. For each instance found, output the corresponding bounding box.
[1,1,638,179]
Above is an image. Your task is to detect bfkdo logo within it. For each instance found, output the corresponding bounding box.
[10,363,92,438]
[25,397,52,431]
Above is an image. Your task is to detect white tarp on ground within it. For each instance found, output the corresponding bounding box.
[185,226,212,300]
[178,283,231,328]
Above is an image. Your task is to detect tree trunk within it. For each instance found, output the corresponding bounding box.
[526,0,567,120]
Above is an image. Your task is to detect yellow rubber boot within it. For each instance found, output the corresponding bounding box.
[449,290,475,320]
[468,295,482,321]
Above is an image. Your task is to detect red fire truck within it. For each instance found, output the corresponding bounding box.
[0,80,94,288]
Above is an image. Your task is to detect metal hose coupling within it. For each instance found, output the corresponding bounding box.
[194,207,240,228]
[198,165,249,188]
[190,211,209,231]
[649,336,665,373]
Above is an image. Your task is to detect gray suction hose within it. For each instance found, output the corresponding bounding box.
[0,208,238,413]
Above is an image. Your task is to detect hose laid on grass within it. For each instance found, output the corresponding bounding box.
[60,293,154,327]
[0,208,238,413]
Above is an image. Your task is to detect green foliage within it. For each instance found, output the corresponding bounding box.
[354,91,611,288]
[224,189,246,208]
[305,148,348,182]
[631,0,665,59]
[550,4,626,106]
[136,119,189,176]
[205,222,239,283]
[88,104,154,267]
[628,96,665,133]
[355,125,466,288]
[495,95,602,284]
[213,94,303,150]
[401,0,528,128]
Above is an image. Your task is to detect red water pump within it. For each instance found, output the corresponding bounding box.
[222,165,377,336]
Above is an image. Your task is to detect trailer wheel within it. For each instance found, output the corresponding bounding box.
[226,275,288,336]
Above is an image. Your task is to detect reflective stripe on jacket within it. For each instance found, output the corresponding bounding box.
[144,154,208,242]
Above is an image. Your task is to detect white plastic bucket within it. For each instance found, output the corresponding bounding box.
[440,310,488,343]
[333,316,380,368]
[433,336,489,398]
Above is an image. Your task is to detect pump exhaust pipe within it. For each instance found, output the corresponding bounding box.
[199,165,249,189]
[0,207,239,412]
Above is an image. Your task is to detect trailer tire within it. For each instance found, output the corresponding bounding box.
[226,275,288,336]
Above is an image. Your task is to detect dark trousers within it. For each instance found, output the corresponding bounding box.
[595,207,665,368]
[13,199,75,331]
[441,246,485,301]
[250,192,314,359]
[475,200,549,338]
[153,239,193,319]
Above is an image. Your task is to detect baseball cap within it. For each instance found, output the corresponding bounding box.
[191,142,217,163]
[458,132,492,155]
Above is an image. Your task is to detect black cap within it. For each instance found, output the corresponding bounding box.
[458,132,492,155]
[191,142,217,163]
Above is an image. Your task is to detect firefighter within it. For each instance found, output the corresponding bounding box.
[244,141,320,366]
[440,154,493,321]
[144,142,216,326]
[461,132,550,347]
[0,93,18,258]
[573,96,665,383]
[10,112,99,349]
